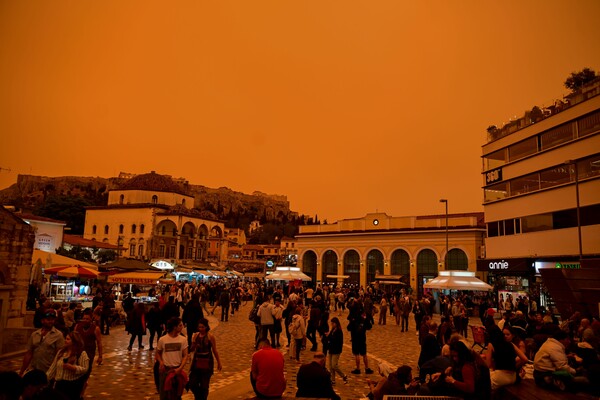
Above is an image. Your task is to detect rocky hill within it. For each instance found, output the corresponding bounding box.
[0,173,296,225]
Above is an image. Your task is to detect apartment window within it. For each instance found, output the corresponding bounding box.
[188,248,193,258]
[119,194,125,204]
[508,137,537,162]
[104,225,109,234]
[138,245,144,257]
[484,182,508,202]
[140,224,145,234]
[487,221,499,238]
[131,224,137,234]
[515,218,521,234]
[580,154,600,179]
[169,246,176,258]
[510,173,540,196]
[504,219,515,235]
[119,224,124,234]
[522,213,553,233]
[92,225,97,234]
[161,226,166,235]
[578,110,600,137]
[159,245,166,257]
[483,148,507,170]
[539,165,571,189]
[129,244,136,257]
[152,195,158,204]
[540,123,574,151]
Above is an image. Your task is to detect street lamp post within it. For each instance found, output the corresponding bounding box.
[439,199,448,269]
[565,160,583,261]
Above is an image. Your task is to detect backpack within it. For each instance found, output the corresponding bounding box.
[249,305,260,324]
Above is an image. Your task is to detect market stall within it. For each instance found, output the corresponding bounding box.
[423,270,493,291]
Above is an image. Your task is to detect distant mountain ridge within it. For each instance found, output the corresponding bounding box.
[0,173,296,225]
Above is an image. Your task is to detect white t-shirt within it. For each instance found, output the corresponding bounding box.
[158,334,188,367]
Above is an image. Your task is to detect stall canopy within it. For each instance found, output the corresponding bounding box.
[33,249,98,270]
[44,265,99,279]
[107,272,165,285]
[266,267,312,281]
[424,271,492,291]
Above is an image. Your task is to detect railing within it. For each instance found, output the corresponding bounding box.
[486,78,600,143]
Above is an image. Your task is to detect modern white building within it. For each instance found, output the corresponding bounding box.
[479,78,600,310]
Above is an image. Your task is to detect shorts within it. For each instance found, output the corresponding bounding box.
[352,339,367,355]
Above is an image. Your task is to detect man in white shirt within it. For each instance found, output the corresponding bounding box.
[258,297,276,345]
[533,330,584,391]
[156,317,189,400]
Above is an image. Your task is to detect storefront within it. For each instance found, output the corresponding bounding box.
[476,258,536,311]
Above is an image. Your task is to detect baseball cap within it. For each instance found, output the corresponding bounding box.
[486,308,496,316]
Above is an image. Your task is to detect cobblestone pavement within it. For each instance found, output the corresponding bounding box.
[0,305,479,400]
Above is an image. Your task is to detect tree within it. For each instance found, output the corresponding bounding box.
[564,67,597,92]
[35,195,92,234]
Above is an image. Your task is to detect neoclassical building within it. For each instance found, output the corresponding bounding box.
[83,172,226,264]
[296,212,485,293]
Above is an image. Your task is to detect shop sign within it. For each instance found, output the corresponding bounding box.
[485,167,503,184]
[555,262,581,269]
[477,258,532,273]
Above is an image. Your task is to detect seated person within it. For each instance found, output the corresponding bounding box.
[251,339,286,399]
[367,365,419,400]
[534,330,588,392]
[296,352,340,400]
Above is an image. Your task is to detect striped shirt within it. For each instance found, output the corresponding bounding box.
[46,351,90,382]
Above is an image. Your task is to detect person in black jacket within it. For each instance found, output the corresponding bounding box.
[418,321,441,368]
[326,317,348,384]
[182,293,204,348]
[296,352,340,400]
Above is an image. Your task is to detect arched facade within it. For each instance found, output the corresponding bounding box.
[295,212,485,293]
[322,250,338,284]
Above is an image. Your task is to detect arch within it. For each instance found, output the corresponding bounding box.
[302,251,317,284]
[198,224,209,239]
[140,224,145,234]
[366,249,384,284]
[119,224,124,234]
[104,225,109,235]
[152,195,158,204]
[446,248,468,270]
[156,220,178,237]
[210,226,223,238]
[322,250,338,283]
[343,249,360,284]
[119,194,124,204]
[181,222,196,238]
[417,249,438,294]
[182,198,186,207]
[131,224,137,234]
[390,248,410,276]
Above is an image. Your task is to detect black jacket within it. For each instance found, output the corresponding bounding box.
[328,328,343,355]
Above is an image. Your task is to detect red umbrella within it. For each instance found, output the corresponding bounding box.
[44,265,99,279]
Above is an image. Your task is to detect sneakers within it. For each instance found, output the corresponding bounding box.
[127,346,132,352]
[365,368,374,374]
[351,369,361,374]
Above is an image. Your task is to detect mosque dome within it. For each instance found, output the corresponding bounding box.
[118,171,189,195]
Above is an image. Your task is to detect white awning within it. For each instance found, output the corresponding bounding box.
[326,275,350,279]
[424,271,492,291]
[266,270,312,281]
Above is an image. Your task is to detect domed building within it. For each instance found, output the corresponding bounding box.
[83,171,225,264]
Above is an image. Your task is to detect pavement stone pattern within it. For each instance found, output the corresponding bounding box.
[0,304,479,400]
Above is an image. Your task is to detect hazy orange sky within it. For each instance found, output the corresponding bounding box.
[1,1,599,222]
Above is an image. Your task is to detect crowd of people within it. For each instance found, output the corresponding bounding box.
[5,278,600,400]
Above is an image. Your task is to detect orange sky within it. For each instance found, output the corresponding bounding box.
[1,1,599,222]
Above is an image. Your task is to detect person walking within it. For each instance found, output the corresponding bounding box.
[218,289,230,322]
[182,293,205,348]
[74,309,103,399]
[378,296,388,325]
[289,308,306,362]
[327,317,348,385]
[258,296,276,345]
[156,317,189,400]
[127,302,147,351]
[188,318,222,400]
[146,302,163,351]
[20,309,65,376]
[46,331,90,400]
[348,300,374,374]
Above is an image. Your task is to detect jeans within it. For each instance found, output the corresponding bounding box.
[261,324,275,345]
[220,304,229,321]
[149,327,163,349]
[329,353,345,381]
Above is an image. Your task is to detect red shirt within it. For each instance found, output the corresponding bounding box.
[251,346,286,397]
